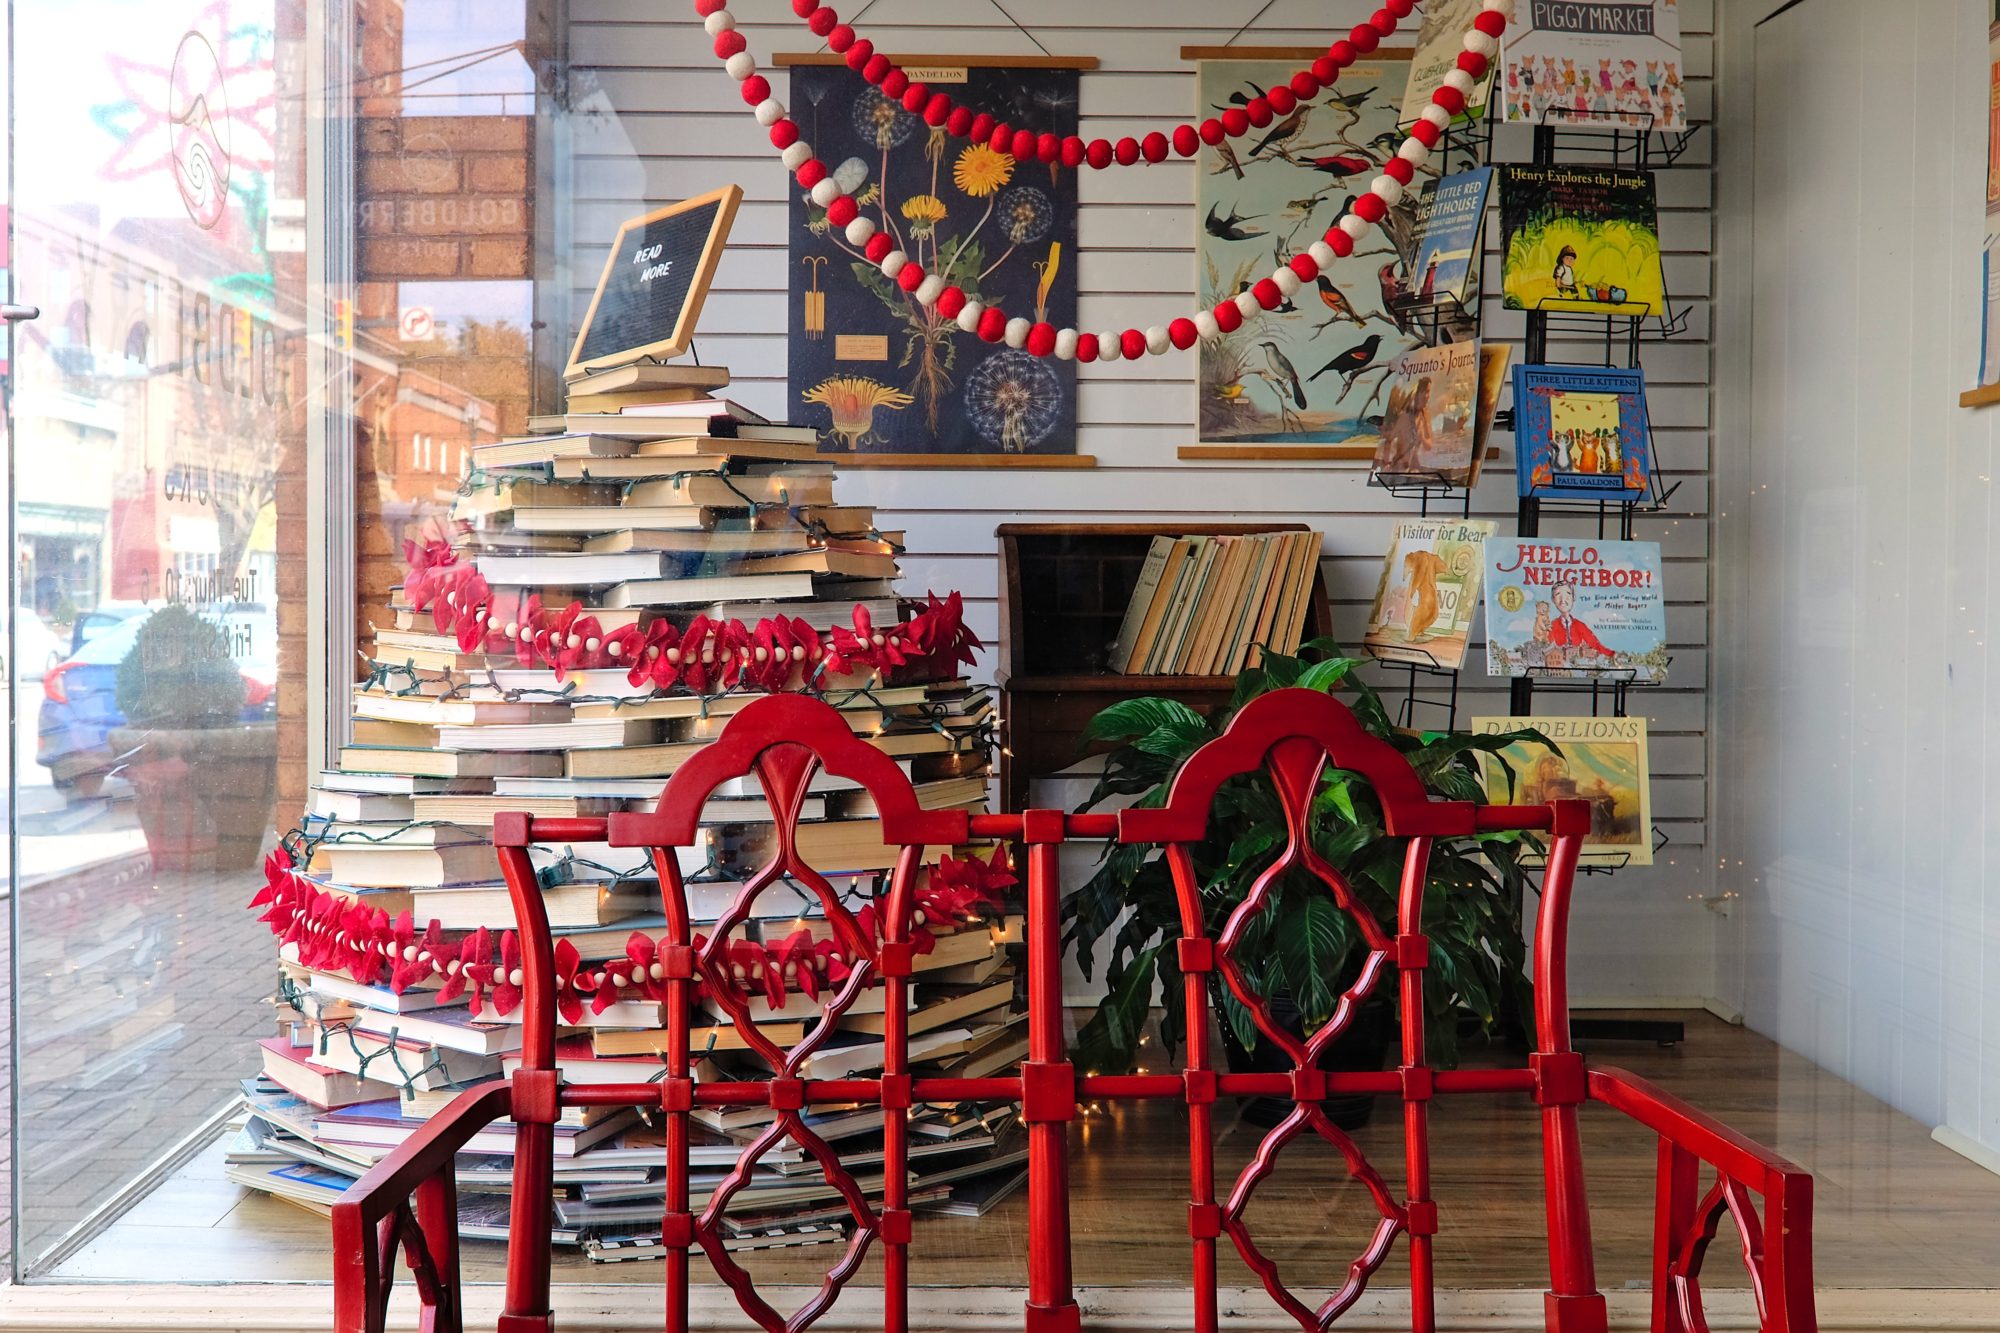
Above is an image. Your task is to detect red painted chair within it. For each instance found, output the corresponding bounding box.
[331,689,1816,1333]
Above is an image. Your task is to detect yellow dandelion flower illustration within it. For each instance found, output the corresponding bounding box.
[901,193,948,239]
[902,194,948,224]
[953,143,1015,198]
[802,376,915,451]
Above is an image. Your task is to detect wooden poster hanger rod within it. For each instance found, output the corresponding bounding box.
[774,52,1098,68]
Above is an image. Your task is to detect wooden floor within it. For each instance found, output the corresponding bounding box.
[50,1012,2000,1291]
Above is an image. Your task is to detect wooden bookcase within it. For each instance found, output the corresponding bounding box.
[994,522,1332,813]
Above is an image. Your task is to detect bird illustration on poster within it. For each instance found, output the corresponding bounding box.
[1196,52,1477,449]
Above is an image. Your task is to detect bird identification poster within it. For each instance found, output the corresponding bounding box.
[1470,715,1653,866]
[1362,518,1496,669]
[1193,52,1477,451]
[1484,538,1668,683]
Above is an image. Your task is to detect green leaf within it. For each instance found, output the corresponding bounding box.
[1072,942,1161,1075]
[1081,696,1210,747]
[1296,656,1368,694]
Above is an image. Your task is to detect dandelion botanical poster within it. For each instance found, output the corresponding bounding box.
[786,61,1081,457]
[1195,52,1474,450]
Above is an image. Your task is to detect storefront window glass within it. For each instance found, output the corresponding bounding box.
[2,0,563,1276]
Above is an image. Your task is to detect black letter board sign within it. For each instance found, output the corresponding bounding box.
[566,184,742,378]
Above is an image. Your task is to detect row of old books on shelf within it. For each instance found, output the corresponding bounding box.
[234,361,1027,1255]
[1106,530,1321,677]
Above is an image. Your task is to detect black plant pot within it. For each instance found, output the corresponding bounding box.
[1217,990,1395,1131]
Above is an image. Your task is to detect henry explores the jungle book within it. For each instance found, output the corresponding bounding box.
[1500,165,1665,315]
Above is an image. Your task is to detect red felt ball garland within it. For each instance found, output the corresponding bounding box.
[698,0,1511,360]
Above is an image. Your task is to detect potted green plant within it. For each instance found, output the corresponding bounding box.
[1063,641,1548,1128]
[110,604,276,872]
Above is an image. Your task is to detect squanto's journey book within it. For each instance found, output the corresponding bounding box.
[1513,363,1652,500]
[1471,715,1653,866]
[1363,519,1497,669]
[1483,538,1667,682]
[1401,0,1498,124]
[1409,167,1495,310]
[1500,165,1665,315]
[1499,0,1686,131]
[1372,340,1484,484]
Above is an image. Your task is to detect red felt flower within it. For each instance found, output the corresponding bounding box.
[430,563,484,635]
[553,938,588,1025]
[621,620,677,690]
[725,938,785,1009]
[451,572,495,653]
[823,604,885,679]
[555,612,606,682]
[511,594,546,667]
[676,616,720,694]
[710,618,755,691]
[601,622,647,684]
[386,910,429,993]
[438,926,492,1009]
[923,843,1016,924]
[774,929,821,1004]
[490,931,524,1017]
[904,590,983,677]
[401,529,457,611]
[250,846,296,911]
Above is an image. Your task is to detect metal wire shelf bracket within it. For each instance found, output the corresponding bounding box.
[1365,645,1464,732]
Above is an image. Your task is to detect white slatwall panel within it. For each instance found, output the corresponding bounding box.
[569,0,1720,1003]
[1715,0,2000,1158]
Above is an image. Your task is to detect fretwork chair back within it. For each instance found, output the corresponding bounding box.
[330,688,1817,1333]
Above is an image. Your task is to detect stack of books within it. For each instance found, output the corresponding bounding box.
[1108,531,1322,676]
[237,362,1027,1252]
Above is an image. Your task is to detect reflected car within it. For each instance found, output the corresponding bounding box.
[6,606,70,681]
[37,604,278,799]
[67,601,153,655]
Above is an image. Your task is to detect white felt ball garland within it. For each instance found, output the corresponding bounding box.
[695,0,1513,361]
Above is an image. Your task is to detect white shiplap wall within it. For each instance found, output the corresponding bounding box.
[1714,0,2000,1161]
[568,0,1720,1003]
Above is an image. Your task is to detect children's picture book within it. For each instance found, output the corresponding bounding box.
[1364,520,1497,669]
[1409,167,1495,310]
[1500,166,1665,315]
[1483,538,1667,682]
[1470,715,1653,866]
[1372,340,1484,484]
[1498,0,1686,131]
[1513,363,1652,499]
[1401,0,1498,124]
[1470,343,1513,487]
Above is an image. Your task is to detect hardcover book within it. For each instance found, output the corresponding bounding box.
[1470,715,1653,866]
[1372,340,1485,484]
[1363,519,1497,669]
[1401,0,1499,124]
[1512,363,1652,499]
[1500,165,1665,315]
[1499,0,1686,131]
[1471,343,1513,486]
[1409,167,1495,310]
[1483,538,1667,682]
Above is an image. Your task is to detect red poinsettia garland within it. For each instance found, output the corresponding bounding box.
[397,538,978,692]
[252,838,1017,1020]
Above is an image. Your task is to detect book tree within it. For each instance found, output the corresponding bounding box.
[240,214,1029,1248]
